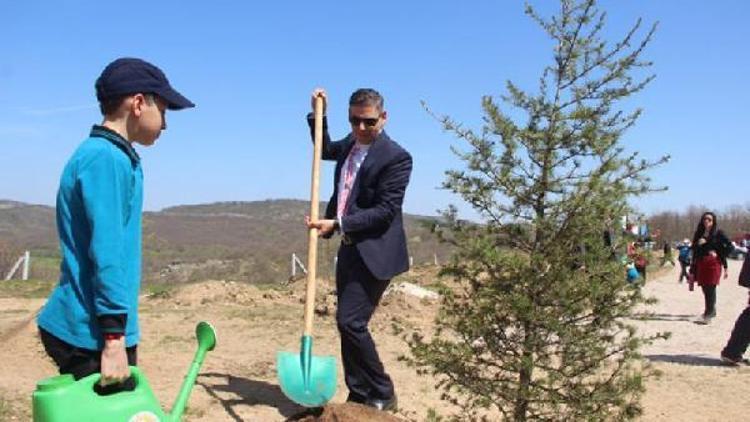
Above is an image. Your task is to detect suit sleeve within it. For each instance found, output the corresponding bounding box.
[341,151,412,233]
[306,112,345,160]
[78,149,129,333]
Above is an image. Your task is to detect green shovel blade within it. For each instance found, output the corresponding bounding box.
[277,336,337,407]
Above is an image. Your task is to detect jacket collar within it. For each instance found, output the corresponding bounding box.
[358,130,389,172]
[90,125,140,164]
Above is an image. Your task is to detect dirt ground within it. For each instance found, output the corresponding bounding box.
[1,262,749,421]
[634,259,750,421]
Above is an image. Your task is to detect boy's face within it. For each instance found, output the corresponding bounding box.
[130,94,167,146]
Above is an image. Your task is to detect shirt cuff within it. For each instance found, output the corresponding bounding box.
[98,314,127,334]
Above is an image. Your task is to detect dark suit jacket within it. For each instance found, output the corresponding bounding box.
[307,115,412,280]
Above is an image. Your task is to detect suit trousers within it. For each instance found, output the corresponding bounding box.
[722,306,750,359]
[335,243,394,401]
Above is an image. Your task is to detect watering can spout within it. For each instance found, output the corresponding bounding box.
[169,321,217,421]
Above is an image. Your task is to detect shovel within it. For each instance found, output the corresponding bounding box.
[276,94,337,407]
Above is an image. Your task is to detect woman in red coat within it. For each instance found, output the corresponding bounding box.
[690,212,731,323]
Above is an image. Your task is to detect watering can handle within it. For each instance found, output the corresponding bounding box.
[76,366,139,396]
[303,95,324,337]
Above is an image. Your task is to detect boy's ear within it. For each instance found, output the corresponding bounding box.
[130,94,145,117]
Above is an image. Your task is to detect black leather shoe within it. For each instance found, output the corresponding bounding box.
[365,395,397,412]
[346,392,367,404]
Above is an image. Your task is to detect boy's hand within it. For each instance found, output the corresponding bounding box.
[100,337,129,386]
[311,88,327,114]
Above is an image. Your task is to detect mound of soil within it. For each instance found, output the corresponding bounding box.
[289,403,403,422]
[147,279,306,307]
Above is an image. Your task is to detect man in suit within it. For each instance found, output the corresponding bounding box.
[305,87,412,411]
[721,257,750,365]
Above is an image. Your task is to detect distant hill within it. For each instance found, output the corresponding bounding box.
[0,199,451,284]
[0,200,57,252]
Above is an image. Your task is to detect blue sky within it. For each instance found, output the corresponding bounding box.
[1,1,748,219]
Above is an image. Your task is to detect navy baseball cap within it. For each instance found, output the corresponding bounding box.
[95,58,195,110]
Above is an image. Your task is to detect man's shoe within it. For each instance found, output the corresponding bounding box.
[365,395,397,412]
[694,313,715,325]
[346,392,366,404]
[721,353,742,366]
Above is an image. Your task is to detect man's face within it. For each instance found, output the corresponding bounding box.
[132,94,167,146]
[348,104,386,144]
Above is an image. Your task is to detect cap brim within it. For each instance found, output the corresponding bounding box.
[157,87,195,110]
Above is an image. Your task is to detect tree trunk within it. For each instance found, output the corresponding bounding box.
[513,323,534,422]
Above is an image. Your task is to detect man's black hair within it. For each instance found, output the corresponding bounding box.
[349,88,384,111]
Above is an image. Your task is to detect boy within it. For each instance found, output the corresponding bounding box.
[37,58,194,391]
[677,239,692,283]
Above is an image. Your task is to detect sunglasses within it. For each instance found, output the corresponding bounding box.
[349,116,380,128]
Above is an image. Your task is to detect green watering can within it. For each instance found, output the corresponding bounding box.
[32,321,217,422]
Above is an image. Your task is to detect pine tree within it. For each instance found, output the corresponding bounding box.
[406,1,669,420]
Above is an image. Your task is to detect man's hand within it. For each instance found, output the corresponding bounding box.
[305,215,336,236]
[724,268,729,279]
[100,337,129,386]
[311,88,327,114]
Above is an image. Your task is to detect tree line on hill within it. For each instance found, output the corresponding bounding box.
[649,204,750,243]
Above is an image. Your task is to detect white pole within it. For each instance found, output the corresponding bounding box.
[434,253,438,266]
[409,256,413,267]
[291,253,296,278]
[292,253,308,275]
[22,251,30,280]
[4,255,25,281]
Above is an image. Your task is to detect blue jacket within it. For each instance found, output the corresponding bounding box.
[38,126,143,350]
[677,245,691,263]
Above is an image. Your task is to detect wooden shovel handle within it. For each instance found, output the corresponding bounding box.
[303,95,324,336]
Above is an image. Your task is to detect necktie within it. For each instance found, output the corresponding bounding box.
[338,145,360,218]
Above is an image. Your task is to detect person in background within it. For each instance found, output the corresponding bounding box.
[690,212,731,324]
[626,263,640,284]
[632,244,649,282]
[677,239,692,283]
[660,240,675,267]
